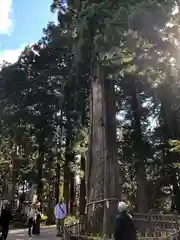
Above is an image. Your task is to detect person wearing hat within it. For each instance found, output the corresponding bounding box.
[114,201,137,240]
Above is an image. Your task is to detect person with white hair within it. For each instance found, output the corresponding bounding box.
[114,201,137,240]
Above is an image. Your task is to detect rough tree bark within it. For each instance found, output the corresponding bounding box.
[103,77,120,232]
[87,60,119,234]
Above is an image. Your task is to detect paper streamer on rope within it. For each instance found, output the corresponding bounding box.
[92,203,95,212]
[106,200,109,208]
[32,194,37,203]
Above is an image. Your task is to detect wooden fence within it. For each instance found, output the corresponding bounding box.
[64,213,180,240]
[134,213,180,237]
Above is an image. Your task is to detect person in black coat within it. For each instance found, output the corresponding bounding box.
[114,201,137,240]
[0,202,13,240]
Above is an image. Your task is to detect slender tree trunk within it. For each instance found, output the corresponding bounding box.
[63,159,70,214]
[79,88,87,220]
[47,155,55,224]
[9,141,19,205]
[55,162,60,204]
[47,179,55,224]
[36,139,45,208]
[131,82,148,213]
[80,155,86,216]
[70,171,75,215]
[64,134,74,214]
[47,182,55,224]
[136,164,148,212]
[171,172,180,213]
[10,151,17,205]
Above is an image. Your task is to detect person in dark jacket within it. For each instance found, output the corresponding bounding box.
[0,201,13,240]
[114,201,137,240]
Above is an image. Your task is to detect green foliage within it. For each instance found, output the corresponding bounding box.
[72,128,88,155]
[169,140,180,152]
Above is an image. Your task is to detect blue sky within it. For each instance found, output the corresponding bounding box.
[0,0,57,63]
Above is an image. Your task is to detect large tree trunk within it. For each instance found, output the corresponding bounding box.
[103,77,120,232]
[87,61,119,235]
